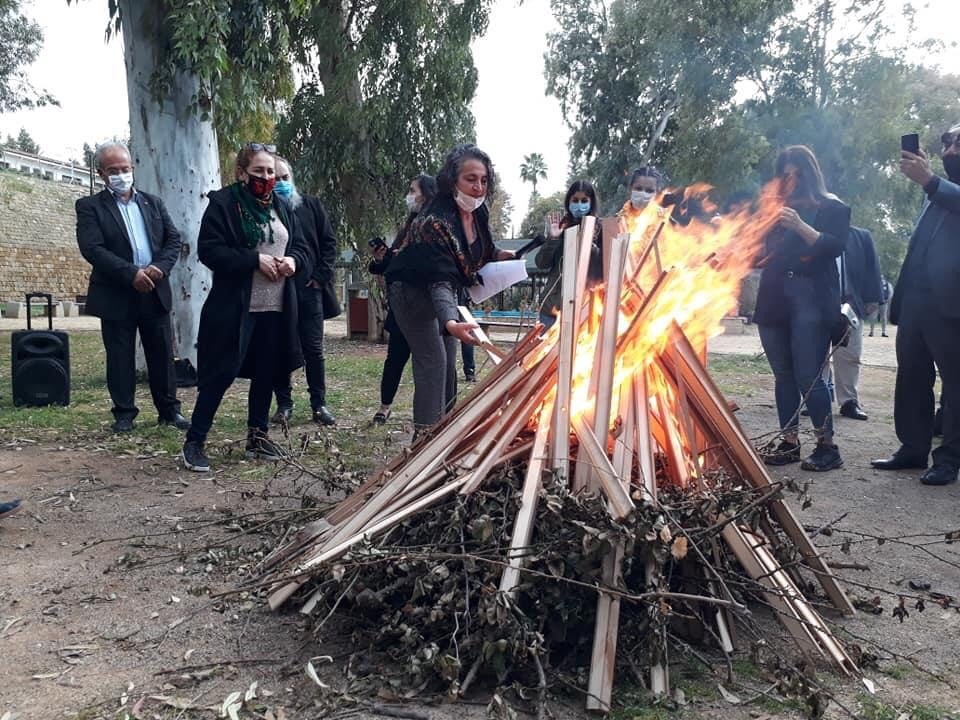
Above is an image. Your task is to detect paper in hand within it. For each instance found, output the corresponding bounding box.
[467,259,528,304]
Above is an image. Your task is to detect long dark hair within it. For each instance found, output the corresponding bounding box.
[394,174,438,250]
[560,179,599,229]
[774,145,830,207]
[435,144,498,200]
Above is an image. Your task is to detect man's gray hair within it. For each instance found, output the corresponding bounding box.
[93,141,131,170]
[274,155,303,209]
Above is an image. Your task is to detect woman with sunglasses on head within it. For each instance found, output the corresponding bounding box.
[181,143,314,472]
[385,144,514,436]
[755,145,849,472]
[535,179,603,329]
[368,174,437,424]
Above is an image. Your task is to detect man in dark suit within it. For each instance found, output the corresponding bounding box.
[872,124,960,485]
[831,225,883,421]
[76,142,189,432]
[270,157,338,426]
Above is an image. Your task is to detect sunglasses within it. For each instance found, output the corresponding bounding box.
[941,133,960,150]
[247,142,277,153]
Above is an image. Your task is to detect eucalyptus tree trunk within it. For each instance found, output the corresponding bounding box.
[119,0,219,366]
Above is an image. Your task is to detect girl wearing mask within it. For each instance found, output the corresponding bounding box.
[619,166,664,232]
[369,174,437,424]
[535,180,603,328]
[755,145,849,472]
[181,144,313,472]
[385,144,514,434]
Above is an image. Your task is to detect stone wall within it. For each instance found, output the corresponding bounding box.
[0,170,90,305]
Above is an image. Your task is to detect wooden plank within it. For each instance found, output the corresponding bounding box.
[667,328,855,616]
[552,224,581,480]
[571,414,635,521]
[499,399,555,596]
[633,372,657,505]
[721,522,821,657]
[458,304,506,364]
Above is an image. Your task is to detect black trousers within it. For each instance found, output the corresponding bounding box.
[894,288,960,468]
[379,313,411,406]
[99,292,179,422]
[274,310,327,411]
[187,311,283,443]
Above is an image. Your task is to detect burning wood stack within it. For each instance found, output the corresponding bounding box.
[258,192,859,711]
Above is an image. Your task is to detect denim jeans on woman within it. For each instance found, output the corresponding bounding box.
[758,281,833,438]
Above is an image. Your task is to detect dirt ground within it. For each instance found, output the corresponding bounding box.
[2,325,960,719]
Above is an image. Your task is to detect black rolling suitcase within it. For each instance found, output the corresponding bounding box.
[11,292,71,406]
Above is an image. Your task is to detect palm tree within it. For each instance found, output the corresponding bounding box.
[519,152,548,197]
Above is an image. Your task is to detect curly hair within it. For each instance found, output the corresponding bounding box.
[435,144,497,200]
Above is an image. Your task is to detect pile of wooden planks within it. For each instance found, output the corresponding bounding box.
[257,209,858,712]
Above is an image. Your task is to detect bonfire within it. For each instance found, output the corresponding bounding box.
[255,185,859,713]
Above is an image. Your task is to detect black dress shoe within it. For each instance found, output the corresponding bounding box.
[271,406,293,425]
[312,406,336,426]
[839,400,868,421]
[920,464,959,486]
[871,452,928,470]
[158,412,190,431]
[111,417,135,433]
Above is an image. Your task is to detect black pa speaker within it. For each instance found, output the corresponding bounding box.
[12,293,70,407]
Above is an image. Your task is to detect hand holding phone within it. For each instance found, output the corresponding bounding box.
[901,133,920,155]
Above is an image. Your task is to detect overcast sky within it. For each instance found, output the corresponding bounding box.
[1,0,956,232]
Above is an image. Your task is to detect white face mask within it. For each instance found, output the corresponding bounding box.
[108,172,134,194]
[631,189,654,208]
[455,191,486,213]
[405,194,419,212]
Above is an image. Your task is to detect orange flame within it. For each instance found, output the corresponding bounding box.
[565,181,784,418]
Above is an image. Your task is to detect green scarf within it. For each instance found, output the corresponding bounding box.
[230,181,274,248]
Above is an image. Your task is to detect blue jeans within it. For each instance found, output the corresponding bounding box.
[758,302,833,438]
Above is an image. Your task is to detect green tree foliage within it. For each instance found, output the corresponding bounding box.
[276,1,492,244]
[486,183,514,239]
[519,190,566,239]
[546,0,960,278]
[0,0,55,112]
[3,127,40,154]
[520,152,548,198]
[546,0,791,210]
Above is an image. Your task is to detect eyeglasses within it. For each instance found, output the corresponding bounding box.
[941,133,960,150]
[247,142,277,153]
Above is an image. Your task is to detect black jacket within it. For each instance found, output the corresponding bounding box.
[75,188,181,320]
[890,175,960,324]
[754,197,850,327]
[841,226,883,319]
[195,186,314,382]
[292,194,338,318]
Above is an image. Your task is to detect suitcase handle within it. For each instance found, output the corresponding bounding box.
[24,292,54,331]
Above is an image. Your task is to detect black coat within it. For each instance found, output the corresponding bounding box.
[291,194,338,318]
[754,197,850,327]
[841,226,883,319]
[890,176,960,324]
[75,188,181,320]
[195,186,314,382]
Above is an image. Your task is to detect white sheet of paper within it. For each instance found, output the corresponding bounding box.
[467,259,528,304]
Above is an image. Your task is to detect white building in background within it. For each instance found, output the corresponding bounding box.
[0,146,102,188]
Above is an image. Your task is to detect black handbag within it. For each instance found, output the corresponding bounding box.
[321,280,342,320]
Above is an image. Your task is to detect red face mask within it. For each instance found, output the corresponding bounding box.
[246,174,276,199]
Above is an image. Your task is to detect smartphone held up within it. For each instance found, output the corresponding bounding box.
[901,133,920,155]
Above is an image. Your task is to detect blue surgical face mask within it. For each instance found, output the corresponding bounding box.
[274,180,293,198]
[569,201,590,218]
